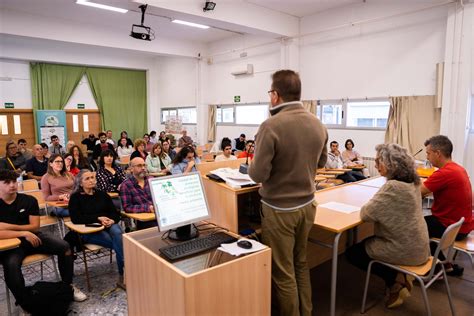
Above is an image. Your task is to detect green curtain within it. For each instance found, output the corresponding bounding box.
[85,67,147,141]
[30,63,86,110]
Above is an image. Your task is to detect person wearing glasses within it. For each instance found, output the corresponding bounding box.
[41,154,74,217]
[248,70,328,316]
[119,157,156,230]
[237,140,255,160]
[0,140,27,174]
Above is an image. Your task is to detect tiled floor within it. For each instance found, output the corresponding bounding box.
[1,246,473,315]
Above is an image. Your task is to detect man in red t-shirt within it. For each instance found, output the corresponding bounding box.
[237,140,255,160]
[421,135,472,274]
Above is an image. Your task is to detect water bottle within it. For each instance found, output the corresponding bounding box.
[17,174,24,192]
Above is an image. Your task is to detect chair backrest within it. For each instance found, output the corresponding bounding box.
[120,155,131,165]
[22,179,39,191]
[23,190,47,210]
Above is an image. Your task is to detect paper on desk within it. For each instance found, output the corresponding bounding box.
[218,239,266,256]
[211,168,256,188]
[319,202,360,214]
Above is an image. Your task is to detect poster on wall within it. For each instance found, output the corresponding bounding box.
[35,110,67,147]
[165,116,182,134]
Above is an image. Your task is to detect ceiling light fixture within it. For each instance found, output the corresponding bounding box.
[172,20,210,29]
[203,1,216,12]
[76,0,128,13]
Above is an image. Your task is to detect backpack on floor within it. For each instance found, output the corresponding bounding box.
[21,281,73,316]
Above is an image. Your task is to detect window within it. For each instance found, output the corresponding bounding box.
[216,103,269,126]
[0,115,8,135]
[13,115,21,134]
[315,98,390,130]
[161,107,197,124]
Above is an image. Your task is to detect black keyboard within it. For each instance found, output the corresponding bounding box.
[160,232,237,261]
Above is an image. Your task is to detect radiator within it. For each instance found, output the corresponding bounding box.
[362,157,379,177]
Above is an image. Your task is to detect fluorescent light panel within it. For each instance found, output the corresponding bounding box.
[172,19,209,29]
[76,0,128,13]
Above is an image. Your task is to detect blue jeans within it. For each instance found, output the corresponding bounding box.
[82,224,124,275]
[52,207,70,217]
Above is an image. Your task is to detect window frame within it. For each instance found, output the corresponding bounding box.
[216,103,270,127]
[316,98,390,131]
[161,106,197,125]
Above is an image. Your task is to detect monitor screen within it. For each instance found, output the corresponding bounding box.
[149,172,211,232]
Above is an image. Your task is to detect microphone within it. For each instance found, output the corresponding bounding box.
[239,144,251,174]
[413,148,423,157]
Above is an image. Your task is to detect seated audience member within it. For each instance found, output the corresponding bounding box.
[237,140,255,160]
[0,141,27,174]
[81,133,98,159]
[130,138,148,160]
[40,143,51,159]
[64,153,80,176]
[342,139,369,177]
[420,135,473,275]
[117,137,134,159]
[0,169,87,309]
[171,146,201,175]
[117,131,133,148]
[346,144,429,308]
[161,139,176,161]
[68,170,125,288]
[49,135,65,155]
[158,131,167,143]
[215,139,237,162]
[105,130,116,148]
[143,134,153,153]
[234,133,246,151]
[65,140,75,154]
[178,130,193,148]
[41,154,74,217]
[146,143,171,174]
[93,132,115,160]
[96,150,126,193]
[69,145,91,171]
[119,157,156,229]
[325,141,366,183]
[149,130,158,144]
[210,137,231,155]
[17,139,33,161]
[26,144,48,181]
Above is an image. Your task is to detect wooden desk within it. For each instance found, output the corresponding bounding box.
[107,192,119,198]
[121,211,156,222]
[64,221,105,234]
[312,183,379,316]
[317,169,347,176]
[123,226,271,315]
[148,172,167,178]
[0,238,21,251]
[47,201,69,208]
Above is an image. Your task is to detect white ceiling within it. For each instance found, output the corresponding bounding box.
[0,0,453,44]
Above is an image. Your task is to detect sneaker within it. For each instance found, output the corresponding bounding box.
[72,285,87,302]
[386,283,410,309]
[446,264,464,277]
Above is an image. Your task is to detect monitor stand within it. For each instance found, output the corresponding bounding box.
[168,224,199,241]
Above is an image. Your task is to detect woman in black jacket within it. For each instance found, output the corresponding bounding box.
[68,169,125,288]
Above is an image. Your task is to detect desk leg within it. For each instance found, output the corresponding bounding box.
[330,232,342,316]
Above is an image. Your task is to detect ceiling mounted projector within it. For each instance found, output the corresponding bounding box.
[203,1,216,12]
[130,4,155,41]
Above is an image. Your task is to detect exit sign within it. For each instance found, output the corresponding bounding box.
[234,96,241,103]
[4,102,14,109]
[77,104,85,109]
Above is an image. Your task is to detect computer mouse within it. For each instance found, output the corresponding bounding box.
[237,240,253,249]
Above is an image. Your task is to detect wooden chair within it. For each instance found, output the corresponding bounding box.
[63,221,113,292]
[361,218,464,316]
[431,233,474,269]
[18,179,39,192]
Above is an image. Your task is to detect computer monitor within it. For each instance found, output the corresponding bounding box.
[149,172,211,241]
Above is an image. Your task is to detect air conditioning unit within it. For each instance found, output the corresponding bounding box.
[231,64,254,76]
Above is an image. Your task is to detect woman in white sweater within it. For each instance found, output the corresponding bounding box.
[345,143,429,309]
[145,142,171,174]
[116,137,134,159]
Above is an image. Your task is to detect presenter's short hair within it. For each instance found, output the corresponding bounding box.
[271,70,301,102]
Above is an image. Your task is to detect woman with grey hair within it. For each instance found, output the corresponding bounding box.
[68,169,125,289]
[346,143,430,309]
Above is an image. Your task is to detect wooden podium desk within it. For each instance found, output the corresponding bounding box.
[311,183,379,316]
[123,227,271,316]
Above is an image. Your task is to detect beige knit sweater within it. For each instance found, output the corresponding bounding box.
[362,180,430,265]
